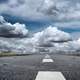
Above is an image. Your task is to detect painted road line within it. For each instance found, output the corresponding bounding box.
[45,54,51,59]
[35,71,66,80]
[42,58,54,62]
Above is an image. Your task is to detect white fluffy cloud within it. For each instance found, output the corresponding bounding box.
[0,16,28,37]
[31,26,80,53]
[33,26,71,44]
[28,26,74,53]
[0,24,80,54]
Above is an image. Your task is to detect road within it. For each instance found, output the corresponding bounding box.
[0,54,80,80]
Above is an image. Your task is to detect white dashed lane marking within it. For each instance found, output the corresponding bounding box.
[42,58,54,62]
[44,54,51,59]
[37,54,66,80]
[35,71,66,80]
[42,54,54,62]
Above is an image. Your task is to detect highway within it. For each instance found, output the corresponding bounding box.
[0,54,80,80]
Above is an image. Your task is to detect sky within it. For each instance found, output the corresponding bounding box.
[0,0,80,53]
[0,0,80,34]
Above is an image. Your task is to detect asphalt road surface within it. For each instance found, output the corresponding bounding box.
[0,54,80,80]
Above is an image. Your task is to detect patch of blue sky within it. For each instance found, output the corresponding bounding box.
[0,0,8,3]
[2,13,80,33]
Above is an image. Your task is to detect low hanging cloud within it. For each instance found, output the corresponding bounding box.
[0,38,34,53]
[30,26,76,53]
[30,26,80,53]
[52,41,80,52]
[0,37,80,54]
[0,16,29,38]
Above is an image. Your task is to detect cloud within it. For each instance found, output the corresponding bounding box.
[31,26,80,53]
[53,41,80,51]
[0,37,80,54]
[37,0,59,16]
[0,0,45,20]
[0,16,29,38]
[0,16,6,23]
[0,0,80,21]
[0,38,34,53]
[0,16,79,54]
[33,26,71,43]
[0,16,32,53]
[30,26,73,52]
[53,21,80,39]
[53,20,80,30]
[0,25,80,54]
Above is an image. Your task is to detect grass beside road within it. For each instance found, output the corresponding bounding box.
[0,52,17,57]
[0,52,31,57]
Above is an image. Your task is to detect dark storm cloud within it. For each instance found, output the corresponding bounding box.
[37,0,59,16]
[38,42,54,47]
[0,16,29,38]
